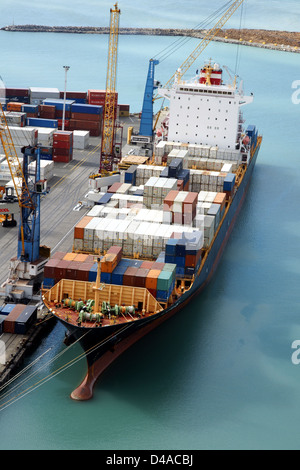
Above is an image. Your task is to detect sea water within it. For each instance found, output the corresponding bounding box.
[0,7,300,451]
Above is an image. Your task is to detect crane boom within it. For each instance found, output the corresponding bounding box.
[100,2,121,174]
[0,104,34,211]
[157,0,245,94]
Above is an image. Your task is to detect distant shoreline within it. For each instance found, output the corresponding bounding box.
[1,25,300,53]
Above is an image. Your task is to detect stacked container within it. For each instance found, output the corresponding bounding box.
[88,89,118,108]
[59,91,87,104]
[29,87,60,105]
[52,130,73,163]
[69,103,103,136]
[163,190,198,225]
[165,232,203,278]
[5,87,30,104]
[42,98,75,129]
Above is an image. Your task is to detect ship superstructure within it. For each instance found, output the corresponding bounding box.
[158,61,253,152]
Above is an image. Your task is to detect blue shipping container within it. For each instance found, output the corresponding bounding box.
[175,240,186,257]
[111,264,128,285]
[88,263,98,282]
[223,173,236,191]
[98,193,112,205]
[14,306,37,334]
[71,103,102,115]
[156,290,169,302]
[165,238,178,256]
[1,303,17,315]
[246,124,256,137]
[43,98,75,111]
[101,272,111,283]
[43,278,55,288]
[27,118,58,128]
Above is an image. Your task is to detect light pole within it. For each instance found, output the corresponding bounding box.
[62,66,70,131]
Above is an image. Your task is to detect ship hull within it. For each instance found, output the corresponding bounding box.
[59,144,260,400]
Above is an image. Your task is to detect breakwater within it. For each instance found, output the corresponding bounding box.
[1,25,300,53]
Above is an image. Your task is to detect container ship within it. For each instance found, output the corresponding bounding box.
[41,61,261,400]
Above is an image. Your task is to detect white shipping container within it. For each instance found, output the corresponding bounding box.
[73,130,90,149]
[87,205,104,218]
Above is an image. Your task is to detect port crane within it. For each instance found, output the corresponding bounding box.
[0,103,49,292]
[137,0,246,141]
[99,2,122,175]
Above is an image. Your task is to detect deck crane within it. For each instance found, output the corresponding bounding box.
[0,103,49,294]
[99,3,122,175]
[137,0,246,142]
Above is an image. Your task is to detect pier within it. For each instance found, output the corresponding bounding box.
[1,25,300,53]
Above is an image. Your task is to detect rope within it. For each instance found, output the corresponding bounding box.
[0,328,91,402]
[0,322,134,411]
[153,0,234,64]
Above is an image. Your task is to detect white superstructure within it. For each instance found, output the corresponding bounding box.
[158,61,253,151]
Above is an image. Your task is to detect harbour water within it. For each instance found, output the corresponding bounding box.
[0,1,300,451]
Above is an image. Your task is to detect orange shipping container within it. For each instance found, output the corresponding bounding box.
[63,252,78,262]
[73,217,93,240]
[74,253,89,263]
[163,190,179,212]
[145,269,161,290]
[213,192,226,211]
[101,253,118,273]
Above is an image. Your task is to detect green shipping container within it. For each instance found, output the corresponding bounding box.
[157,270,173,291]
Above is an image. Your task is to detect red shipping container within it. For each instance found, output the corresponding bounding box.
[54,260,71,282]
[141,260,154,269]
[53,154,72,163]
[65,261,82,280]
[71,112,101,122]
[107,246,122,262]
[53,148,72,157]
[3,304,26,334]
[77,263,95,281]
[58,119,70,129]
[53,141,72,149]
[123,267,138,287]
[59,91,87,100]
[6,88,29,97]
[135,268,150,288]
[44,258,61,278]
[55,110,71,119]
[107,182,122,193]
[148,288,157,298]
[53,130,73,141]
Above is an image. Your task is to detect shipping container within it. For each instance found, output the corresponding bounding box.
[74,216,93,239]
[3,304,26,334]
[14,305,37,334]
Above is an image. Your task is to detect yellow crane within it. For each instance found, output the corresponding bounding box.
[153,0,246,129]
[99,2,121,175]
[0,103,35,256]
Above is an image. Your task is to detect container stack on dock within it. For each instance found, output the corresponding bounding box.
[52,130,73,163]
